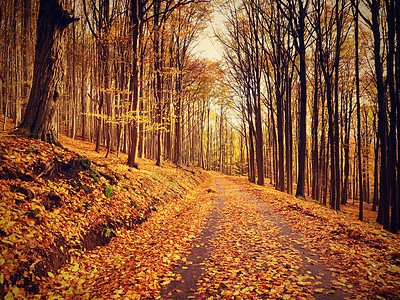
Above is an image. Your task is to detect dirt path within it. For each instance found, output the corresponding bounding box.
[162,176,349,299]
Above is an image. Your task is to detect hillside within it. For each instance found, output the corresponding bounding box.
[0,132,211,298]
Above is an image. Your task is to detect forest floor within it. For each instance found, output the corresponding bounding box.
[1,126,400,299]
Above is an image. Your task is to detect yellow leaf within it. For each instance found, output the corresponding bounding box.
[297,281,311,286]
[161,279,171,285]
[0,273,3,284]
[48,271,54,278]
[327,290,336,294]
[314,288,324,293]
[4,292,13,300]
[72,263,79,272]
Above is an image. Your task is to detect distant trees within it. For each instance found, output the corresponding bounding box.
[221,0,269,185]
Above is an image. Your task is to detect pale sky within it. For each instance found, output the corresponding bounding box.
[195,33,223,61]
[194,11,225,61]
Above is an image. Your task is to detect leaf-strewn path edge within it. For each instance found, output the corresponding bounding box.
[230,176,400,299]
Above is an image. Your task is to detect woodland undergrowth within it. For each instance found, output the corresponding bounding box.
[0,132,209,299]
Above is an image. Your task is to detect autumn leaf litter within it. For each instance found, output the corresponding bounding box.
[1,133,399,299]
[0,133,212,299]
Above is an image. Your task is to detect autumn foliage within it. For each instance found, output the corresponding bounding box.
[0,132,209,298]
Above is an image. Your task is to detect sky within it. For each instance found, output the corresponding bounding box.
[194,11,225,61]
[195,33,223,61]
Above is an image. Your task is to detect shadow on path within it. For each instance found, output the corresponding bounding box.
[160,181,224,299]
[162,176,350,299]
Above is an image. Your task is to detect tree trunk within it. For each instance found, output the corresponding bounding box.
[385,0,398,233]
[295,0,307,198]
[333,0,342,211]
[174,73,182,166]
[395,0,400,230]
[248,103,256,183]
[311,49,319,200]
[354,0,363,220]
[127,0,141,168]
[371,0,390,230]
[14,0,78,145]
[285,71,293,194]
[153,1,164,167]
[21,0,31,120]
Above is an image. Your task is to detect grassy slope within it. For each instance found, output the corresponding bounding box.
[0,132,209,298]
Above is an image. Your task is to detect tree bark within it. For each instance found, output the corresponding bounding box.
[370,0,389,230]
[385,0,398,233]
[295,3,307,198]
[14,0,78,145]
[285,70,293,194]
[311,48,319,200]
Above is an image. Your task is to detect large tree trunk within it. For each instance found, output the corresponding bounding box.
[395,0,400,230]
[333,0,343,211]
[371,0,390,230]
[295,35,307,198]
[386,0,398,233]
[14,0,78,145]
[21,0,31,121]
[294,0,307,198]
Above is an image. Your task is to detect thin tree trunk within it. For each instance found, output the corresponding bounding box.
[354,0,363,220]
[127,0,141,168]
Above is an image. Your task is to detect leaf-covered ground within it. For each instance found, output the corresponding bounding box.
[162,177,349,299]
[2,131,399,299]
[229,176,400,299]
[193,177,342,299]
[0,133,210,298]
[161,176,400,299]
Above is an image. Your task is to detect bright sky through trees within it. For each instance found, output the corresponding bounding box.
[195,12,224,60]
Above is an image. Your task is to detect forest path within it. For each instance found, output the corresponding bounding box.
[35,174,359,300]
[162,176,349,299]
